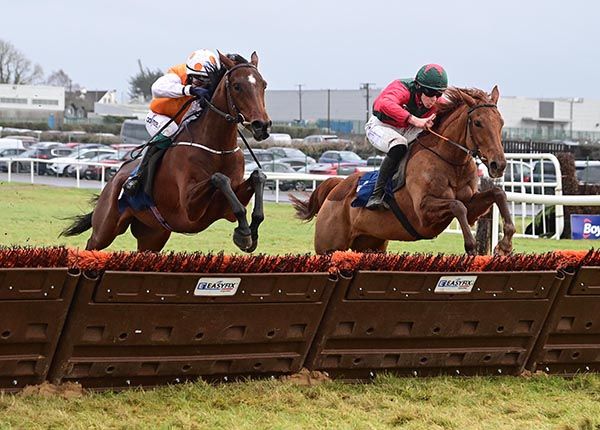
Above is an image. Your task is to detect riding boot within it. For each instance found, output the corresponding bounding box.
[365,144,407,210]
[123,134,172,197]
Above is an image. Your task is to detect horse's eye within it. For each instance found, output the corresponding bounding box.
[474,120,483,128]
[233,83,242,91]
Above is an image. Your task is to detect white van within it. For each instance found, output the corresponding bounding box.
[0,138,25,151]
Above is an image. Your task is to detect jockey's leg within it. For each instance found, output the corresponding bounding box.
[210,172,253,252]
[419,196,477,255]
[123,112,178,197]
[465,187,515,256]
[364,115,411,210]
[366,143,407,210]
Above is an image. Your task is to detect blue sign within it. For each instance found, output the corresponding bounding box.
[571,214,600,240]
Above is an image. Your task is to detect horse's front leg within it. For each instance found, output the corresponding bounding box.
[465,187,515,256]
[247,169,266,252]
[419,196,477,255]
[211,172,253,252]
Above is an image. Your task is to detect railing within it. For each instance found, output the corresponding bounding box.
[2,156,600,252]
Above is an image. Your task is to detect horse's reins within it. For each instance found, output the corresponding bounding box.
[419,103,497,167]
[190,63,265,168]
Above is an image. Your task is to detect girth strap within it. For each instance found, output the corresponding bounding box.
[383,195,428,240]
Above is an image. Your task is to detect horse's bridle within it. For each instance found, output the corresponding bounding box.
[180,62,266,167]
[202,63,263,127]
[420,103,498,166]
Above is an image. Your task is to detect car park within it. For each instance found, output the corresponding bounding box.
[575,160,600,186]
[302,134,349,144]
[47,148,118,176]
[0,143,71,174]
[242,149,276,164]
[318,150,365,165]
[244,160,310,191]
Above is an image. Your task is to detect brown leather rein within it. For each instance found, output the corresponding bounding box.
[418,103,498,167]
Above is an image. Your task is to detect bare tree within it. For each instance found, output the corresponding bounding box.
[46,69,80,91]
[0,39,44,84]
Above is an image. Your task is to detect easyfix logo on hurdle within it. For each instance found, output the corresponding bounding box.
[194,277,241,296]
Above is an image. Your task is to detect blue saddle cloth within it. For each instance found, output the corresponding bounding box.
[117,165,156,213]
[351,171,394,208]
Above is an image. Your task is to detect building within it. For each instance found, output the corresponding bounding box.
[65,89,116,121]
[0,84,64,125]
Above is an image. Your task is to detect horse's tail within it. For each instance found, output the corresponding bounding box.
[60,196,98,237]
[290,177,343,222]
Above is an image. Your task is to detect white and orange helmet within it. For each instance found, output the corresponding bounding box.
[185,49,220,78]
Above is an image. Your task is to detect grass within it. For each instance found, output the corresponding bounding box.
[1,375,599,429]
[0,182,598,429]
[0,182,594,255]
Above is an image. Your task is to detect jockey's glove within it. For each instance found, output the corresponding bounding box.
[190,86,210,100]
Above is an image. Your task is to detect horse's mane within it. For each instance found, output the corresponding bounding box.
[435,87,493,121]
[204,53,250,98]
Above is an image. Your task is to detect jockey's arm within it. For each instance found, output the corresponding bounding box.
[151,73,194,98]
[375,81,412,127]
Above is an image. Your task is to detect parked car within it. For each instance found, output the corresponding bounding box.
[245,161,310,191]
[0,148,27,172]
[531,160,557,194]
[266,147,316,172]
[82,152,128,180]
[1,144,70,174]
[243,149,275,164]
[575,160,600,185]
[47,148,118,176]
[262,133,292,145]
[303,134,350,144]
[318,150,366,165]
[0,138,26,151]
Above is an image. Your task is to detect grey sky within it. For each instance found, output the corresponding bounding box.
[3,0,598,101]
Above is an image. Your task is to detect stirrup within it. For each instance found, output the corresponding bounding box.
[365,194,389,210]
[123,176,140,197]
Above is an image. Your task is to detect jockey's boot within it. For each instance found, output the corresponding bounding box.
[123,134,172,197]
[365,144,407,210]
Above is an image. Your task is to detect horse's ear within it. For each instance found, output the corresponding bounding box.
[250,51,259,67]
[490,85,500,104]
[218,51,235,70]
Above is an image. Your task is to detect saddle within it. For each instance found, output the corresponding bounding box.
[390,140,416,192]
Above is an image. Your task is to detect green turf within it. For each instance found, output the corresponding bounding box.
[0,182,594,255]
[1,182,598,429]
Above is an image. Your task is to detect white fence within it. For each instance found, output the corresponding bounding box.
[2,155,599,250]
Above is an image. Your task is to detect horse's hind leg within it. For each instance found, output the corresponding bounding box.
[86,192,131,251]
[211,173,253,252]
[130,219,171,252]
[350,235,388,252]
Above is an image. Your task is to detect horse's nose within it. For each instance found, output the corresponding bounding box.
[251,120,271,141]
[488,159,506,178]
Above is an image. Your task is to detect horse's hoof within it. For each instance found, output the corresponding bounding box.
[233,228,253,252]
[245,239,258,253]
[494,243,513,256]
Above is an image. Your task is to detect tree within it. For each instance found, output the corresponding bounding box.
[0,39,44,84]
[46,69,80,91]
[129,59,163,102]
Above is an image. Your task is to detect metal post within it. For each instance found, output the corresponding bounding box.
[297,84,303,123]
[327,89,331,133]
[360,83,375,124]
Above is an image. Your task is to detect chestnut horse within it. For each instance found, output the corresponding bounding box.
[292,86,515,255]
[62,52,271,252]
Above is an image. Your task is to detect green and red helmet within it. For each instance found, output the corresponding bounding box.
[415,64,448,91]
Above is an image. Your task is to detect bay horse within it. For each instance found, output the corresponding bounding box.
[292,86,515,255]
[62,52,271,252]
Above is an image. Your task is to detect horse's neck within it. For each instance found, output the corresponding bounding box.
[179,92,238,150]
[431,108,471,161]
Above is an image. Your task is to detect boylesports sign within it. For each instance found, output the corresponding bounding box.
[571,215,600,240]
